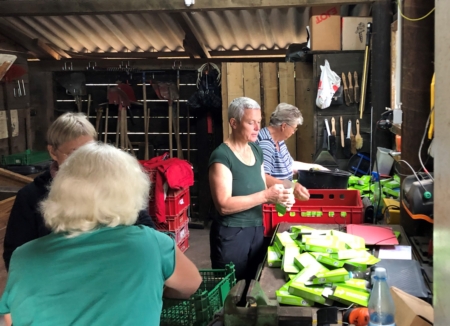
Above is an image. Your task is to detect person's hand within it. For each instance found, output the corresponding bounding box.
[266,184,294,207]
[294,182,310,201]
[310,164,328,171]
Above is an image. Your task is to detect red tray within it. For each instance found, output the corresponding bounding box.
[263,189,363,237]
[162,220,189,244]
[153,207,189,232]
[149,187,190,217]
[177,234,190,253]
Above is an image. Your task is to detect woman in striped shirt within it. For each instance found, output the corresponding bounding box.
[256,103,327,201]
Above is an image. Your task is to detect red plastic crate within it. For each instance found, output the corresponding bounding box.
[149,187,190,217]
[177,234,190,253]
[153,207,189,232]
[162,220,190,244]
[263,189,363,237]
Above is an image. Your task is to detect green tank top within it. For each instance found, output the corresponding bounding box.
[208,142,266,227]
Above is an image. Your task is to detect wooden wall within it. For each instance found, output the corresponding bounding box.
[221,62,298,158]
[221,53,373,169]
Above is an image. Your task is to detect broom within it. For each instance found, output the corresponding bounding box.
[350,120,357,155]
[355,119,363,150]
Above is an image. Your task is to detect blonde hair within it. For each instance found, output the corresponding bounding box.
[269,103,304,126]
[47,113,97,149]
[228,97,261,122]
[40,142,150,236]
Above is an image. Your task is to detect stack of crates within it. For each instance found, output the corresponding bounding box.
[145,167,190,253]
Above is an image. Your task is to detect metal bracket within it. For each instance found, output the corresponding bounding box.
[62,61,73,71]
[13,79,26,98]
[87,61,97,70]
[172,60,182,70]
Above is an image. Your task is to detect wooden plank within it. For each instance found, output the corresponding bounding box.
[221,62,229,141]
[278,62,297,159]
[261,62,278,127]
[243,62,261,104]
[0,0,374,16]
[0,168,33,187]
[225,62,244,139]
[295,62,315,163]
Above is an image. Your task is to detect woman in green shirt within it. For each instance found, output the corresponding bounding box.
[209,97,295,283]
[0,142,202,326]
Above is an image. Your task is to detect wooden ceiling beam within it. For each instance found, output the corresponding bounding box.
[0,21,54,59]
[178,12,211,59]
[0,0,375,16]
[63,49,286,59]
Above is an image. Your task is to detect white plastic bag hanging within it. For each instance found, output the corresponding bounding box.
[316,60,341,109]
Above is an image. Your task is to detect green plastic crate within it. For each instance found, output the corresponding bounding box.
[1,150,50,166]
[160,264,235,326]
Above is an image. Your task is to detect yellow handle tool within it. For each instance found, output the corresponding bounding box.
[428,73,435,139]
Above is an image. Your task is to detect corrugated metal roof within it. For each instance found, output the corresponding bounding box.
[0,8,309,57]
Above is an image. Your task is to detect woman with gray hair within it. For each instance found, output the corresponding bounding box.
[3,112,155,271]
[209,97,294,284]
[256,103,327,201]
[0,142,202,325]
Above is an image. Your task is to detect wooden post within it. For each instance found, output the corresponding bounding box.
[295,62,315,163]
[261,63,278,128]
[278,62,296,158]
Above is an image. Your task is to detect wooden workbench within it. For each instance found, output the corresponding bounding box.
[258,222,415,301]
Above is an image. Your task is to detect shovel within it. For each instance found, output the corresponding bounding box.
[314,123,338,168]
[329,117,337,157]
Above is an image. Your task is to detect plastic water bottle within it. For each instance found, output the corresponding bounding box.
[368,267,396,326]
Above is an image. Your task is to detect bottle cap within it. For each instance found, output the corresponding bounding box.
[373,267,388,279]
[371,171,380,182]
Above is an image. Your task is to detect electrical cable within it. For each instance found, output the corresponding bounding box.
[396,0,435,22]
[394,159,428,192]
[382,204,400,224]
[418,107,434,181]
[373,236,398,246]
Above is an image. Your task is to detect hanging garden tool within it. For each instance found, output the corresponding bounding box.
[344,119,352,158]
[340,116,345,149]
[142,73,149,160]
[330,117,337,156]
[355,119,363,150]
[174,60,184,159]
[56,73,87,112]
[359,22,372,119]
[354,71,360,104]
[107,87,135,156]
[150,81,180,158]
[347,72,354,104]
[341,72,351,106]
[314,122,338,168]
[350,120,357,155]
[324,118,331,150]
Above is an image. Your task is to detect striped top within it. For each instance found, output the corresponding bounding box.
[256,127,293,181]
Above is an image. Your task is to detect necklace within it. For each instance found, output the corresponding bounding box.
[225,141,255,166]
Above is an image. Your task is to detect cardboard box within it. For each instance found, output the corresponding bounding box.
[309,6,341,51]
[341,17,373,50]
[390,286,433,326]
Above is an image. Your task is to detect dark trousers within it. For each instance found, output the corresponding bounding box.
[209,222,265,283]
